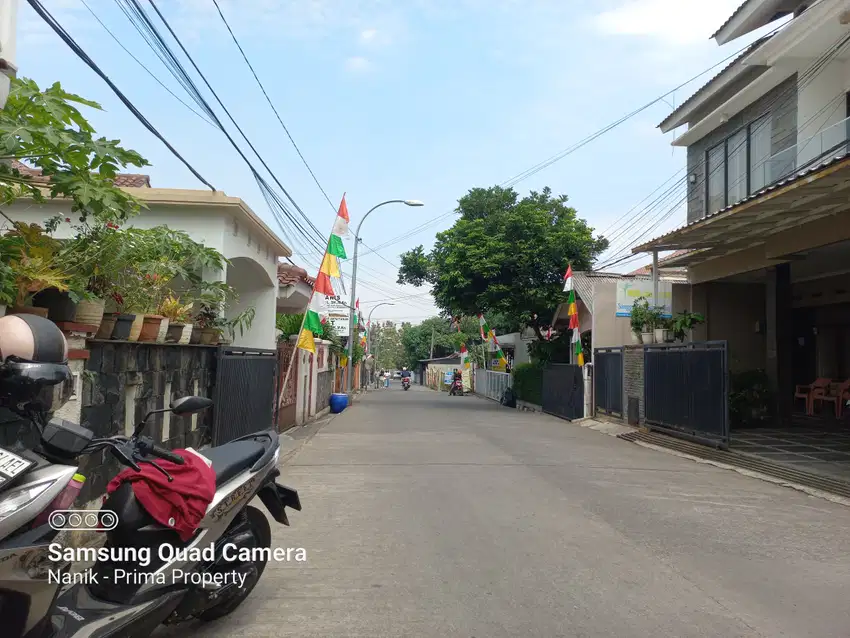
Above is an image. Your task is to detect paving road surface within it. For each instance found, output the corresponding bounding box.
[159,385,850,637]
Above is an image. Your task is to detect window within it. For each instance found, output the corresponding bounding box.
[704,114,775,215]
[749,116,771,194]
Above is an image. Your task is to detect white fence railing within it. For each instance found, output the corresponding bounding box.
[474,369,512,402]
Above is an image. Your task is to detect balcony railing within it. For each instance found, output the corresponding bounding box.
[750,114,850,194]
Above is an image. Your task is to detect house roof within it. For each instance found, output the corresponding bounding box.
[627,250,691,275]
[9,159,151,188]
[277,262,315,287]
[657,34,772,132]
[710,0,796,44]
[710,0,753,40]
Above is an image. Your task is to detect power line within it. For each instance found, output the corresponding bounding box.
[25,0,215,190]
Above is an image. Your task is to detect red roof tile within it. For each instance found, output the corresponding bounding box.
[8,160,151,188]
[277,262,315,287]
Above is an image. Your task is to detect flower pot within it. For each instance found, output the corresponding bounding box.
[661,329,675,343]
[9,305,49,318]
[631,332,642,345]
[111,313,136,340]
[127,314,145,342]
[641,331,655,344]
[165,322,186,344]
[75,298,106,329]
[96,313,118,339]
[156,317,170,343]
[179,323,193,345]
[199,327,220,345]
[654,328,667,343]
[189,325,202,345]
[138,315,164,342]
[32,289,77,323]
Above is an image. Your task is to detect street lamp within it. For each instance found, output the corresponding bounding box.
[347,199,424,394]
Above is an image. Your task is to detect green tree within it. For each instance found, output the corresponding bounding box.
[372,321,405,370]
[399,315,488,367]
[398,186,608,339]
[0,78,149,224]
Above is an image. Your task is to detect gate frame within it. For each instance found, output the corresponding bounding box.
[642,340,730,449]
[541,363,584,421]
[593,346,624,417]
[212,345,279,446]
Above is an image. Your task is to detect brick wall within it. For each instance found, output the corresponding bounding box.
[76,341,216,502]
[623,345,644,425]
[686,75,798,223]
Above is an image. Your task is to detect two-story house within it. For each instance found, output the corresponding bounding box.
[632,0,850,431]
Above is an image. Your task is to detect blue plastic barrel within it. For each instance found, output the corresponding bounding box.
[329,393,348,414]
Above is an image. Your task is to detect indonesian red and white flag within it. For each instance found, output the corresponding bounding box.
[563,265,573,292]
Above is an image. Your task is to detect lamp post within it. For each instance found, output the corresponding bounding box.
[346,199,424,394]
[367,303,394,388]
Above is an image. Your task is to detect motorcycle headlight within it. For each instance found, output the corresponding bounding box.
[0,480,56,524]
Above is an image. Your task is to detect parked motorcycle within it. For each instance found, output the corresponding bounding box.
[0,315,301,638]
[402,377,411,391]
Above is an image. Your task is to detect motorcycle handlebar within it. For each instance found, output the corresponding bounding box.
[146,443,185,465]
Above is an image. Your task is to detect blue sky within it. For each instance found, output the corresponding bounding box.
[18,0,758,323]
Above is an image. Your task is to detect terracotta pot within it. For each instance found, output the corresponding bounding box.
[179,323,193,345]
[189,325,202,344]
[165,322,186,343]
[9,305,49,318]
[111,313,135,340]
[96,313,118,339]
[127,314,145,342]
[138,315,164,342]
[75,298,106,328]
[156,317,170,343]
[199,327,220,345]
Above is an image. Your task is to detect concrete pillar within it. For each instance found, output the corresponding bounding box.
[766,264,793,426]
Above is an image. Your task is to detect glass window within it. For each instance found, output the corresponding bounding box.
[727,129,747,205]
[749,116,771,194]
[707,144,725,214]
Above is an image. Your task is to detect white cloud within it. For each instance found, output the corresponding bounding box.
[592,0,746,46]
[345,56,371,72]
[360,28,378,43]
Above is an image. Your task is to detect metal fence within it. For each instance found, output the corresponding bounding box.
[643,341,729,447]
[212,346,278,445]
[473,369,512,402]
[594,347,623,416]
[542,364,584,420]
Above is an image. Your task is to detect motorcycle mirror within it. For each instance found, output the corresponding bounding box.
[170,395,213,416]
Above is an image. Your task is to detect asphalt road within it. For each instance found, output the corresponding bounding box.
[161,384,850,637]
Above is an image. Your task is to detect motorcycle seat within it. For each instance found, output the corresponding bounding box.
[203,440,267,486]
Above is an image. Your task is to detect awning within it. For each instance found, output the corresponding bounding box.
[633,153,850,269]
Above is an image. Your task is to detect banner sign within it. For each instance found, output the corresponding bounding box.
[615,281,673,318]
[326,296,350,337]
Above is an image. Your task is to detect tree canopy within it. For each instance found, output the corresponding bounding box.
[397,186,608,337]
[399,315,491,368]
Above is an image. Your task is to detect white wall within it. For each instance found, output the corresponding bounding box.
[796,58,850,166]
[0,0,18,110]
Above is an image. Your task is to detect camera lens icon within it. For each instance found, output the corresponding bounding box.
[48,509,119,531]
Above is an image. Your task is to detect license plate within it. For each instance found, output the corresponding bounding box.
[0,447,36,492]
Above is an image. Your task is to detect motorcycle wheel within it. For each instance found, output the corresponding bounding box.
[196,506,271,621]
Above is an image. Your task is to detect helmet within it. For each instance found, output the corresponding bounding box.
[402,366,407,371]
[0,314,73,414]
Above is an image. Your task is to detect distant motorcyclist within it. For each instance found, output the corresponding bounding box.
[449,368,463,396]
[400,367,411,379]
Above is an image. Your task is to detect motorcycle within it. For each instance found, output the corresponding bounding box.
[401,377,410,391]
[448,378,463,396]
[0,361,301,638]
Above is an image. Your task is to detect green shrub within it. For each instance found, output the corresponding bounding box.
[512,363,543,405]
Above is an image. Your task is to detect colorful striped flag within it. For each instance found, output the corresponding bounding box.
[566,285,584,366]
[563,264,573,292]
[478,313,508,369]
[460,343,470,370]
[297,195,350,354]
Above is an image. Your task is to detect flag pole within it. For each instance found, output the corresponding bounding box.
[279,192,349,407]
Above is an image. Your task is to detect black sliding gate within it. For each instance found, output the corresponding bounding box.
[643,341,729,447]
[594,347,623,416]
[212,346,279,445]
[542,363,584,421]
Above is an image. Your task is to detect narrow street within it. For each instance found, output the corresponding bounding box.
[165,386,850,637]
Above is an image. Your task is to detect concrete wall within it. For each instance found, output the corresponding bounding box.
[592,280,636,348]
[623,345,644,425]
[686,75,798,223]
[690,282,766,373]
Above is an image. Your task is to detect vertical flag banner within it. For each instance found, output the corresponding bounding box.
[297,195,351,355]
[563,264,573,292]
[478,313,508,371]
[566,284,584,366]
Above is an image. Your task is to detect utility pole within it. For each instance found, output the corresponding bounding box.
[429,326,435,359]
[0,0,19,110]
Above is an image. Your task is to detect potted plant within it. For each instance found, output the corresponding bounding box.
[159,294,194,344]
[629,297,648,344]
[650,309,673,343]
[2,223,70,317]
[671,310,705,343]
